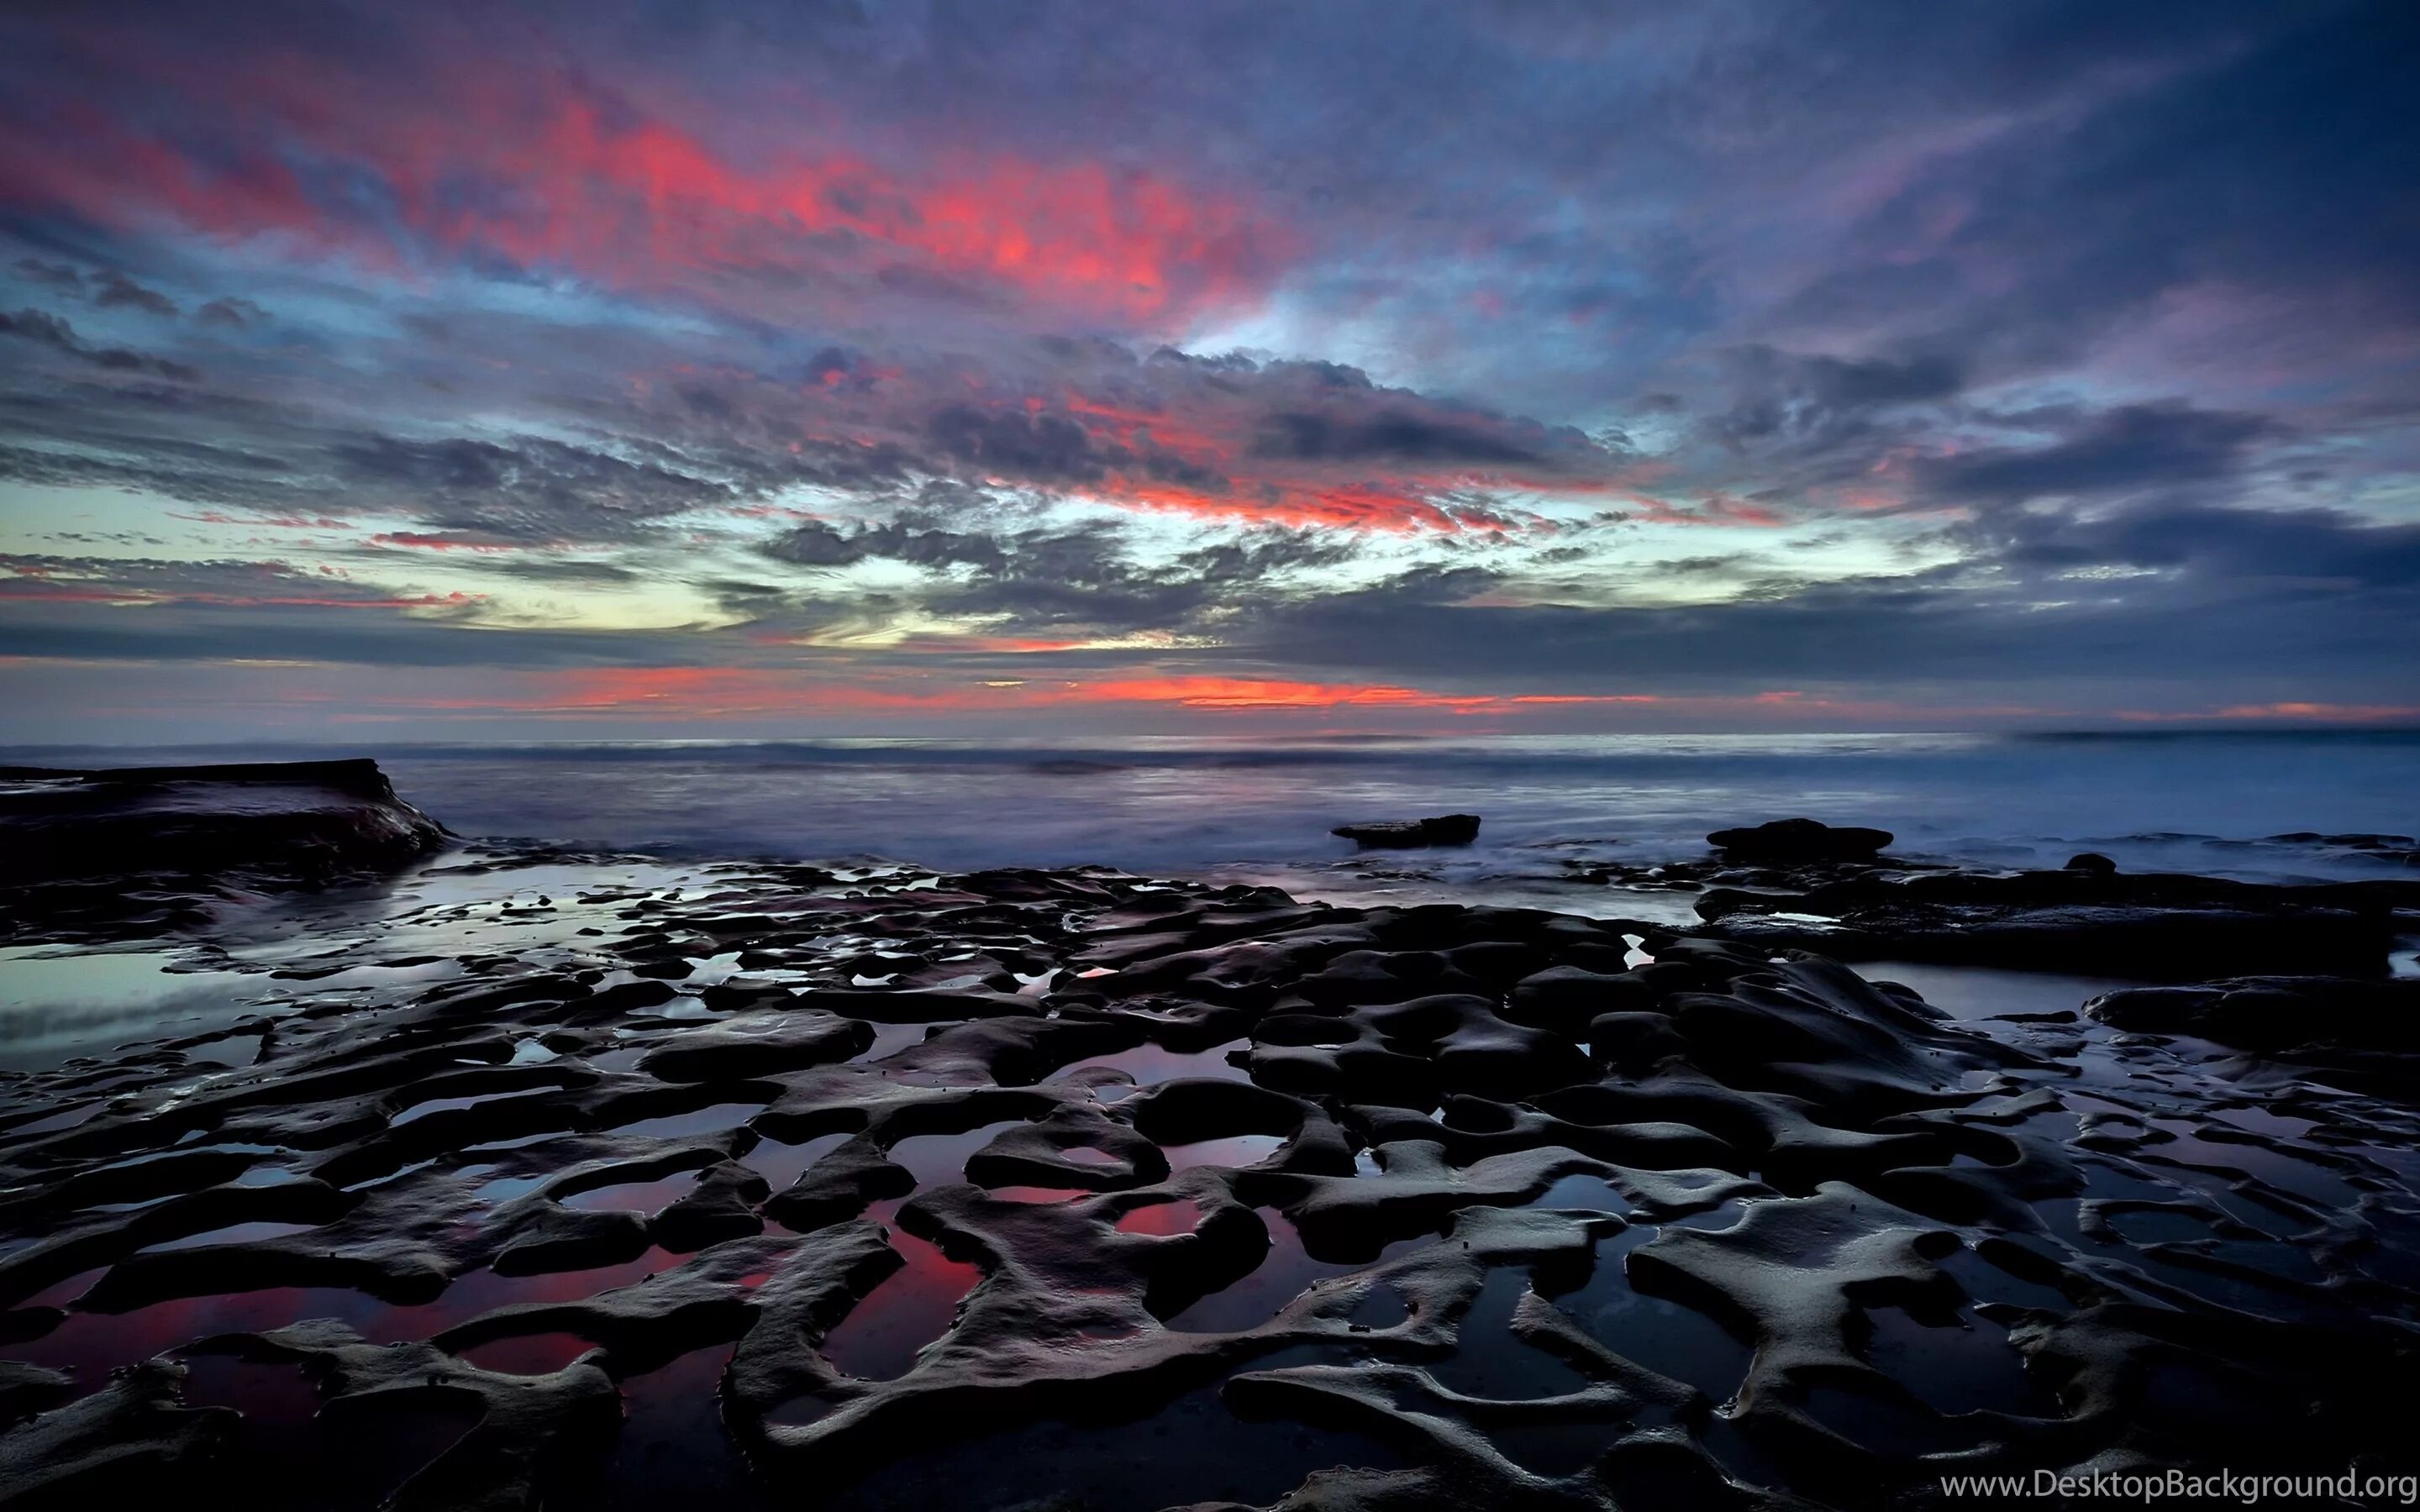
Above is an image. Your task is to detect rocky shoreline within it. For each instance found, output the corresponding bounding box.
[0,768,2415,1510]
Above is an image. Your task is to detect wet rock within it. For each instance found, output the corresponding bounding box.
[5,843,2418,1511]
[192,1320,619,1512]
[650,1161,772,1252]
[1330,814,1483,849]
[0,1361,234,1504]
[2084,975,2420,1091]
[1694,863,2400,979]
[1706,817,1892,862]
[0,759,445,889]
[636,1016,874,1082]
[2065,852,2118,875]
[0,1363,71,1427]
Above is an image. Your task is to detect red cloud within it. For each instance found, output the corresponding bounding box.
[0,49,1291,329]
[2119,701,2420,724]
[369,533,519,552]
[368,667,1731,719]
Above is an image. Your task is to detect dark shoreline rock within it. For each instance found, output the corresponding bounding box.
[0,759,446,887]
[0,760,447,937]
[1331,813,1482,848]
[1707,816,1892,862]
[2086,975,2420,1090]
[1691,863,2404,979]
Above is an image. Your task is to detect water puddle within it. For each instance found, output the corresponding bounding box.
[1159,1133,1285,1170]
[886,1121,1030,1185]
[818,1224,978,1381]
[1044,1040,1251,1089]
[456,1331,598,1374]
[602,1102,767,1142]
[1862,1305,2058,1417]
[1426,1268,1592,1400]
[818,1375,1404,1512]
[1545,1231,1754,1400]
[1115,1200,1202,1236]
[0,945,272,1072]
[1163,1208,1430,1332]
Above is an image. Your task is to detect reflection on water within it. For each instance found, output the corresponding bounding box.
[0,945,266,1072]
[818,1202,979,1381]
[1164,1207,1430,1332]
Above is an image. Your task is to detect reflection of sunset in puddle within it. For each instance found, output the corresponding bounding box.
[820,1205,980,1381]
[459,1330,598,1374]
[6,1248,683,1397]
[986,1185,1087,1203]
[1043,1039,1251,1088]
[562,1175,693,1213]
[1114,1200,1201,1236]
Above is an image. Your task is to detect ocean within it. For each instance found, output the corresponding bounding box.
[8,728,2416,915]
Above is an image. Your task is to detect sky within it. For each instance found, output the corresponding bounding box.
[0,0,2415,742]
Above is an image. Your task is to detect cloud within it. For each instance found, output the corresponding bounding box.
[324,434,735,543]
[1249,407,1544,466]
[194,296,266,328]
[11,259,82,291]
[0,0,2414,733]
[1919,403,2281,506]
[88,269,177,317]
[0,307,198,381]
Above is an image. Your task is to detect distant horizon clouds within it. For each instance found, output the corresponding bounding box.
[2,0,2415,740]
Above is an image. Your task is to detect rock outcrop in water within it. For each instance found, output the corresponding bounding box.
[1331,815,1483,849]
[1706,818,1892,862]
[2086,975,2420,1093]
[1692,862,2402,979]
[0,759,445,935]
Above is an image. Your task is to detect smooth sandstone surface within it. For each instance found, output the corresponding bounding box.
[0,774,2414,1509]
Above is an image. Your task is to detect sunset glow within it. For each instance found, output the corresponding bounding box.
[0,3,2411,740]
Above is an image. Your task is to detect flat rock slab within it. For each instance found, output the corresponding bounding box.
[1331,814,1482,848]
[0,759,445,887]
[1706,816,1893,861]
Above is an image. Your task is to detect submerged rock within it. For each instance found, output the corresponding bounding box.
[1331,813,1483,848]
[1706,816,1892,861]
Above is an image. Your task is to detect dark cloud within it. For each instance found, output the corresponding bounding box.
[762,519,1009,572]
[1920,403,2281,506]
[195,297,266,329]
[1249,408,1544,466]
[0,308,197,381]
[325,434,734,542]
[928,406,1106,486]
[1711,347,1965,444]
[89,270,177,318]
[11,258,81,291]
[1986,501,2420,587]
